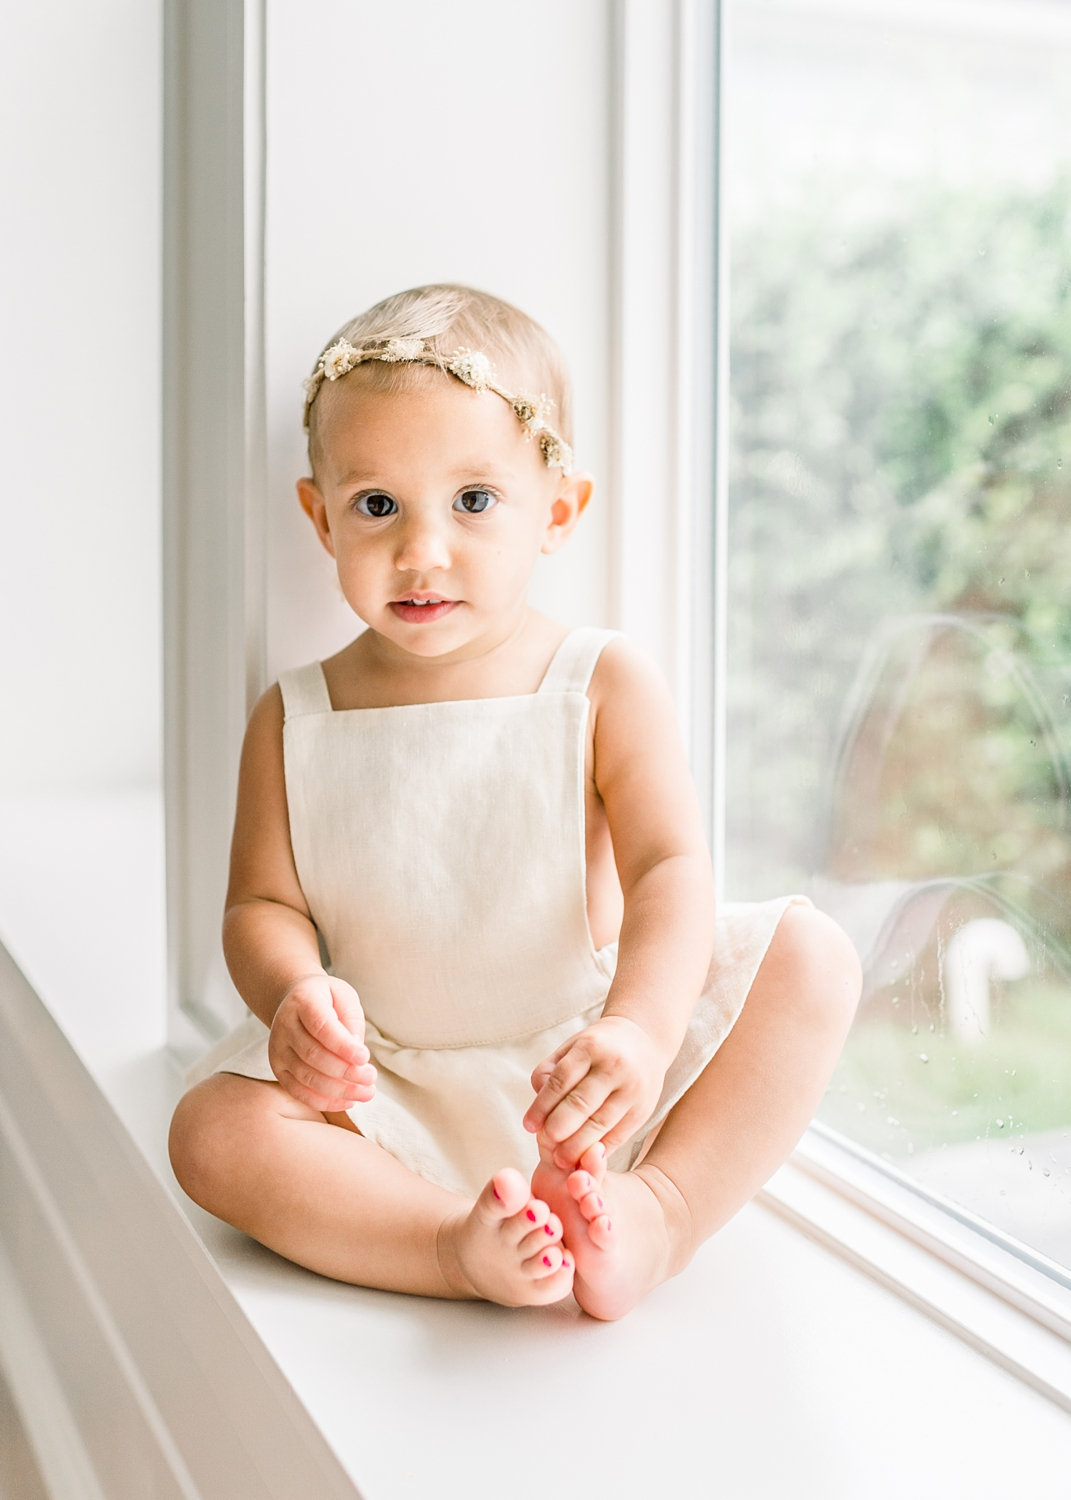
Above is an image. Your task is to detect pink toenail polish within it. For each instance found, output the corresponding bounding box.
[544,1223,554,1234]
[492,1186,502,1201]
[542,1254,553,1267]
[526,1209,537,1222]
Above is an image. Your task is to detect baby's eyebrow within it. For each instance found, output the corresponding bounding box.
[333,460,517,488]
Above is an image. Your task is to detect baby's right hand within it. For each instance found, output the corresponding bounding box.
[267,973,376,1112]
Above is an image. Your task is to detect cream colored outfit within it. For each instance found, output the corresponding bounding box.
[197,628,805,1198]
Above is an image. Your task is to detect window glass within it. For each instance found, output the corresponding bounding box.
[725,0,1071,1270]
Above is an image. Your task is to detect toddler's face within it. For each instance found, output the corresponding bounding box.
[298,370,588,663]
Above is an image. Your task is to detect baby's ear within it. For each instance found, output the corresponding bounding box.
[542,472,593,555]
[297,477,336,557]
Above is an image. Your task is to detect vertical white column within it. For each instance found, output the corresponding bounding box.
[608,0,719,834]
[163,0,266,1051]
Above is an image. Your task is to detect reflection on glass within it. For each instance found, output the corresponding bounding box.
[725,0,1071,1268]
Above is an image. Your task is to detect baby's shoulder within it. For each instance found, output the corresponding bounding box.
[588,635,681,756]
[241,681,286,750]
[589,633,669,705]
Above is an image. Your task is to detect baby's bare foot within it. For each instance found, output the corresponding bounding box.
[437,1168,575,1307]
[531,1145,685,1321]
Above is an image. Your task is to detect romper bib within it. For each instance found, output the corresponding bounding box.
[195,628,807,1197]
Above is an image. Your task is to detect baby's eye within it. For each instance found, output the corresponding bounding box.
[355,492,397,518]
[454,488,497,514]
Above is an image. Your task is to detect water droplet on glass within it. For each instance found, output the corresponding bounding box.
[995,1118,1005,1128]
[919,1053,930,1063]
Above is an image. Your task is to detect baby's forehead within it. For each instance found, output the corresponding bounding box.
[313,369,541,479]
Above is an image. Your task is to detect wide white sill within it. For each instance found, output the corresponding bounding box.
[2,791,1070,1498]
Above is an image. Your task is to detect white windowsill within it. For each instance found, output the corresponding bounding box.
[2,791,1070,1498]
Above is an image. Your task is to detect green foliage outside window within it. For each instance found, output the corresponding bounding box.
[727,176,1071,1209]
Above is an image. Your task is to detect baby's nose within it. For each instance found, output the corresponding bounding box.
[394,515,450,571]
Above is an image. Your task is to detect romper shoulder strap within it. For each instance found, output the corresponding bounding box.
[278,662,332,718]
[538,628,620,695]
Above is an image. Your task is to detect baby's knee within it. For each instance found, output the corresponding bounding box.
[770,903,863,1029]
[168,1075,247,1211]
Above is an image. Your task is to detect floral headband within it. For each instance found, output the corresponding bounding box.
[302,336,573,472]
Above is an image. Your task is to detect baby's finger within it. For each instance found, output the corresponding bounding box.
[547,1094,634,1170]
[536,1069,617,1148]
[301,1003,368,1067]
[529,1035,575,1093]
[522,1046,592,1134]
[295,1026,370,1083]
[279,1057,377,1110]
[530,1058,555,1092]
[329,979,367,1047]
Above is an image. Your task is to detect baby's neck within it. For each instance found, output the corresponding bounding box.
[321,609,568,710]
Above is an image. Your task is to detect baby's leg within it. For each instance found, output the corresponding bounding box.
[169,1074,574,1307]
[533,904,861,1320]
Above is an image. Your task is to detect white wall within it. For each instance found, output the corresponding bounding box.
[262,0,613,676]
[0,5,162,794]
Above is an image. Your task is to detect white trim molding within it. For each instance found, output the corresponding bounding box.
[764,1130,1071,1413]
[163,0,267,1050]
[0,941,360,1500]
[608,0,719,811]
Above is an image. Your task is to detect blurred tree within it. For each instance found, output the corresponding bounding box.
[727,175,1071,937]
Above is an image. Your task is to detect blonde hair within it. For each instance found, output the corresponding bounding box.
[304,283,573,474]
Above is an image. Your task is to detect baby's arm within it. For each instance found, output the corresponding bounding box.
[524,641,715,1168]
[224,686,376,1112]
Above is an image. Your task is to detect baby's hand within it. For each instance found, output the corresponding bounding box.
[268,973,376,1112]
[523,1016,668,1170]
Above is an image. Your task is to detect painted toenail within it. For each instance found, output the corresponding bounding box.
[493,1186,502,1201]
[526,1209,537,1222]
[542,1254,553,1267]
[544,1223,554,1234]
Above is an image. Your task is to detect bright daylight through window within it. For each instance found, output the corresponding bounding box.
[724,0,1071,1276]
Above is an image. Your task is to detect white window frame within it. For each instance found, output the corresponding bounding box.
[162,0,1071,1405]
[703,0,1071,1402]
[163,0,266,1061]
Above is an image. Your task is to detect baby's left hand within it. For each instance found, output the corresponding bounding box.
[523,1016,669,1169]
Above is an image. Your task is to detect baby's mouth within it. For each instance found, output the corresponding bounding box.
[389,596,457,622]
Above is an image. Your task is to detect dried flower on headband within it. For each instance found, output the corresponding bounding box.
[303,336,573,472]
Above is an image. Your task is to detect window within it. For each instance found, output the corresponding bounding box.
[724,0,1071,1283]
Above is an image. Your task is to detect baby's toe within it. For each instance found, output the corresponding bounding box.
[525,1241,567,1278]
[481,1168,531,1222]
[585,1213,613,1249]
[521,1198,550,1230]
[577,1141,607,1182]
[577,1187,607,1224]
[518,1213,562,1259]
[567,1169,597,1204]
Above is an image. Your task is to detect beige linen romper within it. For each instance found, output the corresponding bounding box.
[198,627,805,1198]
